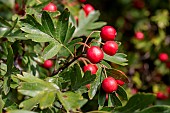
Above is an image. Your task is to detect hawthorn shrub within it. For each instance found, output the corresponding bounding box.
[0,0,170,113]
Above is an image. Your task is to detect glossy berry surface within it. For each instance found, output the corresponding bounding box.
[116,80,125,86]
[83,64,98,74]
[43,3,57,12]
[135,31,144,40]
[156,92,168,100]
[102,41,118,56]
[83,4,95,16]
[102,77,118,93]
[43,60,53,69]
[87,46,104,64]
[159,53,169,62]
[100,26,117,41]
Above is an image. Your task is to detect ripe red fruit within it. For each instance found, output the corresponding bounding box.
[83,4,95,16]
[79,0,86,3]
[135,31,144,40]
[43,60,53,69]
[87,46,104,64]
[43,3,57,12]
[116,80,125,86]
[83,64,98,74]
[159,53,169,62]
[102,77,118,93]
[86,84,91,89]
[100,26,117,41]
[102,41,118,56]
[156,92,168,100]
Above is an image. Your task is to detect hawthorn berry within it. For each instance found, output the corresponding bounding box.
[133,0,145,9]
[100,26,117,41]
[83,4,95,16]
[135,31,144,40]
[116,79,125,86]
[156,92,168,100]
[43,2,57,12]
[102,41,118,56]
[159,53,169,62]
[86,46,104,64]
[86,84,91,89]
[43,60,53,69]
[102,77,118,93]
[83,64,98,74]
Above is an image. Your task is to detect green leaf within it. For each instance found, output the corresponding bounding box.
[3,18,18,37]
[104,53,128,66]
[0,0,15,9]
[115,93,156,113]
[42,42,62,59]
[110,92,122,107]
[88,67,102,99]
[19,92,45,110]
[3,77,11,95]
[56,91,87,112]
[39,92,55,109]
[135,105,170,113]
[8,110,37,113]
[21,14,44,32]
[106,68,129,83]
[0,16,12,27]
[0,95,5,113]
[116,86,128,100]
[56,9,70,43]
[70,64,96,91]
[41,11,56,38]
[98,87,106,107]
[73,10,106,37]
[64,23,75,44]
[21,24,54,42]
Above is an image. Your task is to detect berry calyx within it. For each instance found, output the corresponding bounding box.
[135,31,144,40]
[159,53,169,62]
[43,60,53,69]
[86,46,104,64]
[83,64,98,74]
[116,80,125,86]
[100,26,117,41]
[83,4,95,16]
[43,3,57,12]
[102,41,118,56]
[102,77,118,93]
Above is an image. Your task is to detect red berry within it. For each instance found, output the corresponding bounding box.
[102,77,118,93]
[43,3,57,12]
[79,0,86,3]
[135,31,144,40]
[87,46,104,64]
[159,53,169,62]
[100,26,117,41]
[116,80,125,86]
[14,3,19,11]
[102,41,118,56]
[83,64,98,74]
[167,86,170,94]
[131,88,138,94]
[86,84,91,89]
[156,92,168,100]
[83,4,95,16]
[43,60,53,69]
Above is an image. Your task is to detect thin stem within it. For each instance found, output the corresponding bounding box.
[82,31,100,52]
[62,44,74,57]
[51,54,83,76]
